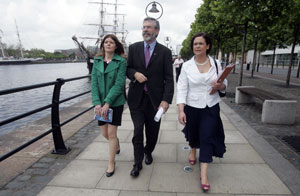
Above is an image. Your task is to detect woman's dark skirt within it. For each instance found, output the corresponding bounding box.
[182,104,226,163]
[98,105,124,126]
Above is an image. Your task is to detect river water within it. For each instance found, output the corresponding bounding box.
[0,62,91,136]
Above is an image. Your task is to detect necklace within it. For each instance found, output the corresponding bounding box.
[104,59,112,64]
[195,58,208,66]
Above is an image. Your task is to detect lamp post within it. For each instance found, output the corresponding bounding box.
[145,1,163,19]
[164,36,171,48]
[297,50,300,78]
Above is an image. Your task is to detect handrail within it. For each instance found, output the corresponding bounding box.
[0,81,57,96]
[0,75,93,162]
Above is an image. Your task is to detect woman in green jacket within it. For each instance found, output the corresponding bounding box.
[91,34,127,177]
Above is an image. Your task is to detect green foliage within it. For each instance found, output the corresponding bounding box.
[180,0,298,61]
[5,44,20,57]
[2,45,68,60]
[285,0,300,45]
[68,53,76,59]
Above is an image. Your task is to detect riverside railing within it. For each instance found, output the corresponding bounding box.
[0,75,93,162]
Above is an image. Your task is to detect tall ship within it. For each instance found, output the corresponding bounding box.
[0,20,42,65]
[72,0,127,74]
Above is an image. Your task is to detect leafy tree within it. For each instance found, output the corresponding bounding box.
[180,0,217,59]
[285,0,300,86]
[213,0,281,85]
[179,0,299,88]
[68,53,76,59]
[5,44,20,57]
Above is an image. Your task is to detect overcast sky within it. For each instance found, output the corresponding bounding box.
[0,0,201,53]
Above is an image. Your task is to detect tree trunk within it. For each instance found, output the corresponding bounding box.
[270,46,276,74]
[239,21,248,86]
[233,42,238,73]
[256,51,261,72]
[226,52,229,66]
[297,57,300,78]
[251,36,258,77]
[286,24,299,87]
[221,48,225,68]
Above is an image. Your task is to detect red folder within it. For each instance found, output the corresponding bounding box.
[210,63,235,94]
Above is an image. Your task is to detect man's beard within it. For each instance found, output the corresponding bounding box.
[143,32,156,42]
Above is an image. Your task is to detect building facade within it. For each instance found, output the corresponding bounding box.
[247,45,300,67]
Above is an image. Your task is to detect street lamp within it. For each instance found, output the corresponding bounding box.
[164,36,171,48]
[149,2,159,13]
[145,1,163,19]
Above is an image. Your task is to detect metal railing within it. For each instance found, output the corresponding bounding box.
[0,75,93,162]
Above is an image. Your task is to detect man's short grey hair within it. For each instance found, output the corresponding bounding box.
[143,17,160,30]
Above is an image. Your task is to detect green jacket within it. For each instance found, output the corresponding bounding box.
[91,54,127,107]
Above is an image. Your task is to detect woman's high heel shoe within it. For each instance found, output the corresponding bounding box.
[201,184,210,192]
[189,159,196,165]
[106,162,115,177]
[116,138,120,154]
[106,169,115,177]
[200,177,210,192]
[188,150,196,165]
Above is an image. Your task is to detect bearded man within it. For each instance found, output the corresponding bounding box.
[126,17,174,177]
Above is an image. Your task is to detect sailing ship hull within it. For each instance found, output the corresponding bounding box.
[0,58,42,65]
[86,57,94,74]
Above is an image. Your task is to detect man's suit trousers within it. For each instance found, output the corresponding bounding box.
[130,92,161,164]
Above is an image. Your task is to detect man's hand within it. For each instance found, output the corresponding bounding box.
[159,101,169,114]
[134,72,148,83]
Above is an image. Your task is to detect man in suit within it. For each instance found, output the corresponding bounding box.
[126,17,174,177]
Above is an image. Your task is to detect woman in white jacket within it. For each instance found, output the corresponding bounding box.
[177,32,227,192]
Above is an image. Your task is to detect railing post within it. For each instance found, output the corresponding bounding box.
[51,78,70,154]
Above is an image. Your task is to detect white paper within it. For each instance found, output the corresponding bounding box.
[154,107,164,122]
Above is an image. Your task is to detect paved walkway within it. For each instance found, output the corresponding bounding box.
[1,67,300,195]
[31,100,298,195]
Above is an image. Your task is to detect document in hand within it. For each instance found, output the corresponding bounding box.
[94,108,113,123]
[210,63,235,94]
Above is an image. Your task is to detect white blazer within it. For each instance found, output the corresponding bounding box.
[176,55,227,109]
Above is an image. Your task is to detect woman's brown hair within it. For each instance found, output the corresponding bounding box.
[99,34,125,56]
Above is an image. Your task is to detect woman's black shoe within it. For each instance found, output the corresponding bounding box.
[106,162,115,177]
[106,170,115,177]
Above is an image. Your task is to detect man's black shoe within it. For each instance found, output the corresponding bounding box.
[145,154,153,165]
[130,164,142,177]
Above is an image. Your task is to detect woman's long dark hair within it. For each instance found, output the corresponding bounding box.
[99,34,125,56]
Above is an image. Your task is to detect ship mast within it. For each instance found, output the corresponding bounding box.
[0,29,5,58]
[72,0,127,74]
[83,0,125,46]
[121,15,126,45]
[99,0,105,39]
[113,0,118,34]
[15,19,24,58]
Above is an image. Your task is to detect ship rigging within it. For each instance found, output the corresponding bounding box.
[72,0,127,74]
